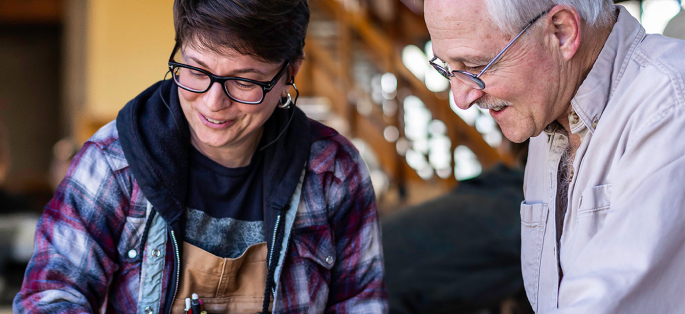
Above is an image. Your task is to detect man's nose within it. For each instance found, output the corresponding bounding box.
[450,81,485,110]
[203,81,231,111]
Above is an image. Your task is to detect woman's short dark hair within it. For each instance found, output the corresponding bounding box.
[173,0,310,65]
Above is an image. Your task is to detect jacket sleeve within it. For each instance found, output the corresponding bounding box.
[13,141,130,314]
[325,150,388,313]
[554,107,685,313]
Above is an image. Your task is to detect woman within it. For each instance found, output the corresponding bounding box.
[14,0,387,313]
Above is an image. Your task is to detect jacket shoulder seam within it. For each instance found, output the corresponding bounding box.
[633,51,685,108]
[83,127,133,203]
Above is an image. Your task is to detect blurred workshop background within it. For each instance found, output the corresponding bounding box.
[0,0,683,313]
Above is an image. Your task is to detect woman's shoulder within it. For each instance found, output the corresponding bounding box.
[307,119,365,177]
[81,120,129,172]
[57,119,138,210]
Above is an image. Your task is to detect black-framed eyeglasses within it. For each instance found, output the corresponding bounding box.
[429,9,550,90]
[168,42,290,104]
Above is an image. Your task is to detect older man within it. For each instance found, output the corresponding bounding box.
[425,0,685,313]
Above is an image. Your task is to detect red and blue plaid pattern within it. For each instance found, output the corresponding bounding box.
[14,120,387,313]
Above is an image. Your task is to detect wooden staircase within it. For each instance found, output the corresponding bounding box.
[297,0,513,212]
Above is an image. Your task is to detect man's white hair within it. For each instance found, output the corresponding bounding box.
[484,0,615,34]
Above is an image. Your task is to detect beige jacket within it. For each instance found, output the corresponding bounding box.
[523,6,685,313]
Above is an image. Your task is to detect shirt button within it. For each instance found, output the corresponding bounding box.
[144,306,154,314]
[325,256,334,265]
[592,118,599,128]
[127,249,137,259]
[569,111,579,125]
[151,249,161,257]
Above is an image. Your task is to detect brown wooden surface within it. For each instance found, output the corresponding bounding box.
[0,0,63,23]
[317,0,394,70]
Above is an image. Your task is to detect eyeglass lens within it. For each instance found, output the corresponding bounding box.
[452,73,485,90]
[431,58,485,90]
[172,67,264,103]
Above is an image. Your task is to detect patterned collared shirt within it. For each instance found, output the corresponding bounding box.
[14,120,387,313]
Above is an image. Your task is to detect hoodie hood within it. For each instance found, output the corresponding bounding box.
[117,80,190,234]
[117,79,311,236]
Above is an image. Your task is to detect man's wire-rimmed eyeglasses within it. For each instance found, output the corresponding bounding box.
[429,10,550,90]
[167,42,290,104]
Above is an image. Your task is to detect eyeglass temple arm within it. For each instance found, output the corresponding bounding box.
[476,22,534,77]
[476,10,549,77]
[169,42,180,63]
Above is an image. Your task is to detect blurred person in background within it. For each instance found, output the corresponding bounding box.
[0,122,26,211]
[426,0,685,312]
[664,6,685,41]
[0,123,7,191]
[0,122,36,302]
[14,0,387,313]
[383,139,531,314]
[48,137,79,191]
[0,122,14,298]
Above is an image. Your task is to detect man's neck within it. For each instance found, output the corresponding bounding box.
[557,20,616,152]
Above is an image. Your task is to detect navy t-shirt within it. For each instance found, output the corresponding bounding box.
[184,145,265,258]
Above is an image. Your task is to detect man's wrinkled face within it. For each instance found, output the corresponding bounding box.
[425,0,561,143]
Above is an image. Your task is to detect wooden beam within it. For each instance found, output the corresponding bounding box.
[0,0,63,23]
[314,1,508,167]
[394,58,514,168]
[317,0,394,70]
[310,66,347,118]
[306,21,458,188]
[354,113,398,179]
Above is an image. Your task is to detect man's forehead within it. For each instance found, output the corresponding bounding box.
[425,0,492,28]
[425,0,504,62]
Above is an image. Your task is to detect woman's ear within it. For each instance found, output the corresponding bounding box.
[288,58,304,85]
[281,58,304,96]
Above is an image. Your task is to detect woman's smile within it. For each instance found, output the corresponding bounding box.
[198,111,237,129]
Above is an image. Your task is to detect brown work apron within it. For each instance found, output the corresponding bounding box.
[170,241,272,314]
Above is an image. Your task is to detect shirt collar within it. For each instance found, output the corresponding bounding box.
[547,6,646,136]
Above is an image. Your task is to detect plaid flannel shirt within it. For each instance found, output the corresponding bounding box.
[15,120,387,313]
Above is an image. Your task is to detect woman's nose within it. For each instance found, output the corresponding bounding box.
[203,81,232,111]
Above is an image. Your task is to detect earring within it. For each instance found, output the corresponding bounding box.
[278,93,292,109]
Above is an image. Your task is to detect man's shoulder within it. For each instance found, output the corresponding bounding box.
[631,34,685,102]
[637,33,685,65]
[609,34,685,126]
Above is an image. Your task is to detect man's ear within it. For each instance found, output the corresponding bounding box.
[548,5,582,61]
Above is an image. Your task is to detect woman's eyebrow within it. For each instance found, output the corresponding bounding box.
[185,55,211,69]
[185,55,267,76]
[232,68,266,75]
